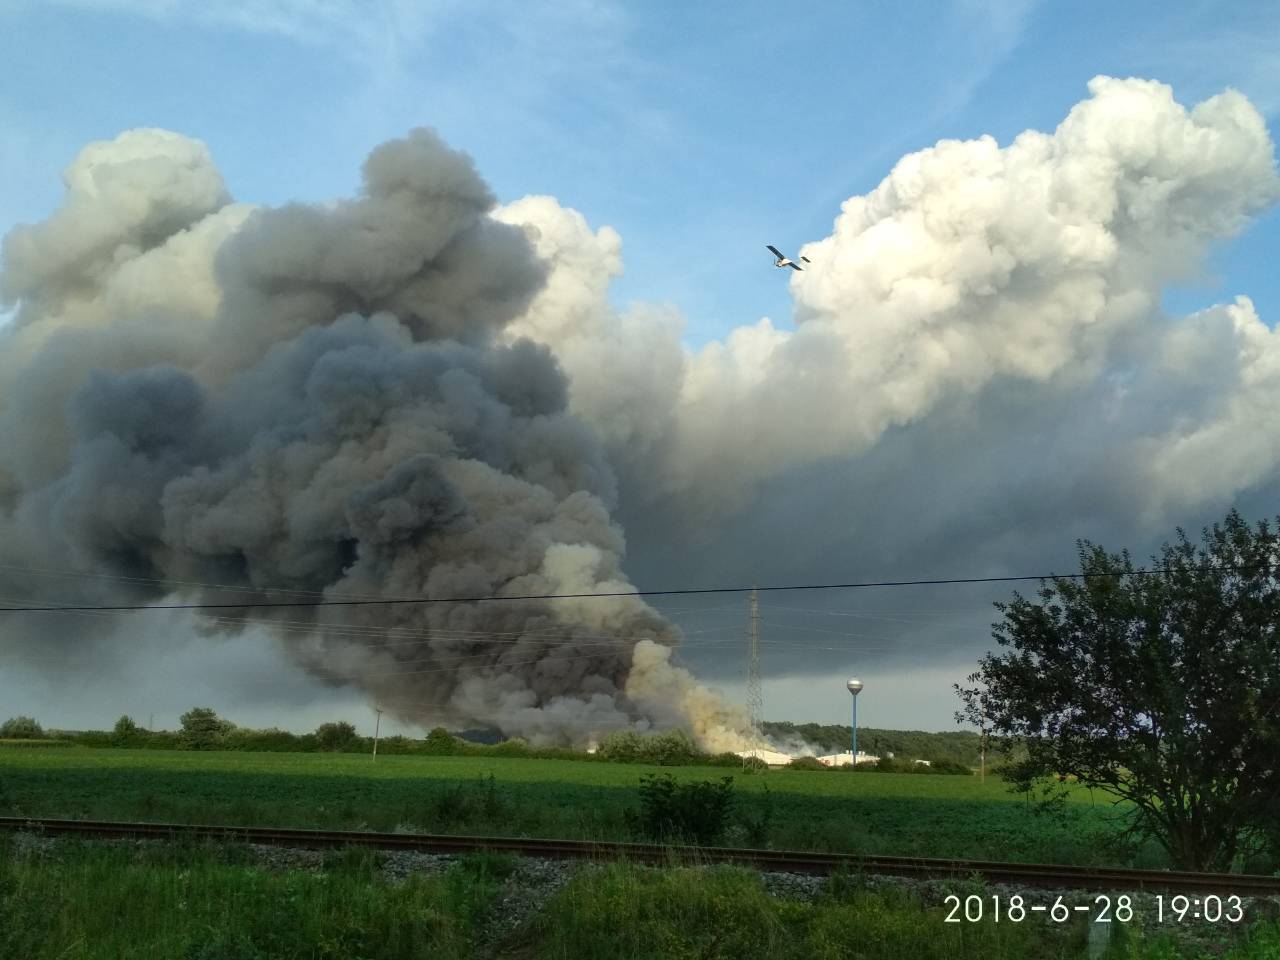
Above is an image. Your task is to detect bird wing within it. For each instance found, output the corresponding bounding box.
[766,245,785,258]
[789,262,803,271]
[800,256,811,263]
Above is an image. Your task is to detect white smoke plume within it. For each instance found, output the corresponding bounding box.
[0,127,753,748]
[4,76,1279,741]
[496,77,1279,528]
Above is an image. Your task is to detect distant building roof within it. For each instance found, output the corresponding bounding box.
[733,748,794,766]
[816,752,880,766]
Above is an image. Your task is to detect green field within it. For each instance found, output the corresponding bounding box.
[3,838,1276,960]
[8,747,1280,958]
[0,746,1150,866]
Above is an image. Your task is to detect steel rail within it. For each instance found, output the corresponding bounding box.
[3,817,1279,895]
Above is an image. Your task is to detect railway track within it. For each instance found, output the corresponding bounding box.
[4,816,1279,896]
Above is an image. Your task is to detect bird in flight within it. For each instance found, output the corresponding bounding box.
[766,245,810,271]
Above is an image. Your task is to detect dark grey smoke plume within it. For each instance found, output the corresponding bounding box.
[0,127,750,747]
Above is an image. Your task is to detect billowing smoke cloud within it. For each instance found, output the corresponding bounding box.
[497,78,1279,529]
[4,76,1280,737]
[0,127,751,748]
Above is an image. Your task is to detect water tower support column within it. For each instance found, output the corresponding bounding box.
[847,677,863,764]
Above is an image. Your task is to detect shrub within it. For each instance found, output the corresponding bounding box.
[705,752,745,768]
[221,728,307,752]
[737,783,774,847]
[488,737,531,758]
[315,721,358,752]
[928,759,974,776]
[374,735,419,755]
[627,774,736,846]
[0,717,43,739]
[787,756,827,771]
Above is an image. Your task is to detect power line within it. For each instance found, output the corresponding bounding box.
[0,561,1268,614]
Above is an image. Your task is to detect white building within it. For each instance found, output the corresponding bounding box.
[733,748,794,766]
[815,751,880,766]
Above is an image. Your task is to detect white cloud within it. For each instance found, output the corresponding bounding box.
[506,77,1279,526]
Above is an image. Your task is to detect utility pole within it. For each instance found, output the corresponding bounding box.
[980,726,986,784]
[745,586,763,759]
[372,706,383,761]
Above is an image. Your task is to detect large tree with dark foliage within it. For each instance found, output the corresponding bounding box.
[957,511,1280,871]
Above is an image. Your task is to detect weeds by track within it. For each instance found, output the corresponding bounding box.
[4,816,1278,895]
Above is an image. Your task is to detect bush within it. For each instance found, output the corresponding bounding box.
[704,751,745,768]
[488,737,531,758]
[374,735,420,755]
[221,728,307,752]
[418,775,511,829]
[928,759,974,776]
[0,717,43,739]
[787,756,827,771]
[627,774,736,846]
[315,721,358,752]
[736,783,774,847]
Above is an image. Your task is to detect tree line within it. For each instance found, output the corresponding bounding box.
[760,722,1009,767]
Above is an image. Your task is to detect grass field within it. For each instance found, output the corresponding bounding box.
[8,748,1280,958]
[3,837,1278,960]
[0,746,1153,866]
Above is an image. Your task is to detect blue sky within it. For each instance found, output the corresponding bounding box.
[2,1,1280,734]
[2,0,1277,346]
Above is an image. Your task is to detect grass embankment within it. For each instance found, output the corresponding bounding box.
[526,865,1280,960]
[0,746,1149,866]
[0,840,497,960]
[2,839,1277,960]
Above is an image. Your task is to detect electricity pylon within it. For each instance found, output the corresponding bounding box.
[746,587,763,755]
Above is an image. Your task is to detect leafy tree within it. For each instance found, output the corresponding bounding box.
[596,730,644,763]
[315,721,358,752]
[597,729,701,765]
[112,715,140,744]
[0,716,43,739]
[179,707,231,750]
[423,727,459,755]
[645,729,699,765]
[957,511,1280,870]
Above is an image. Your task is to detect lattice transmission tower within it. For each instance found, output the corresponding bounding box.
[745,586,763,751]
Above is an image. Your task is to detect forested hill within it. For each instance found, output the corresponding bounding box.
[762,721,1007,766]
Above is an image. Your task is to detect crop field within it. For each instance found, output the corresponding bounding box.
[0,746,1149,867]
